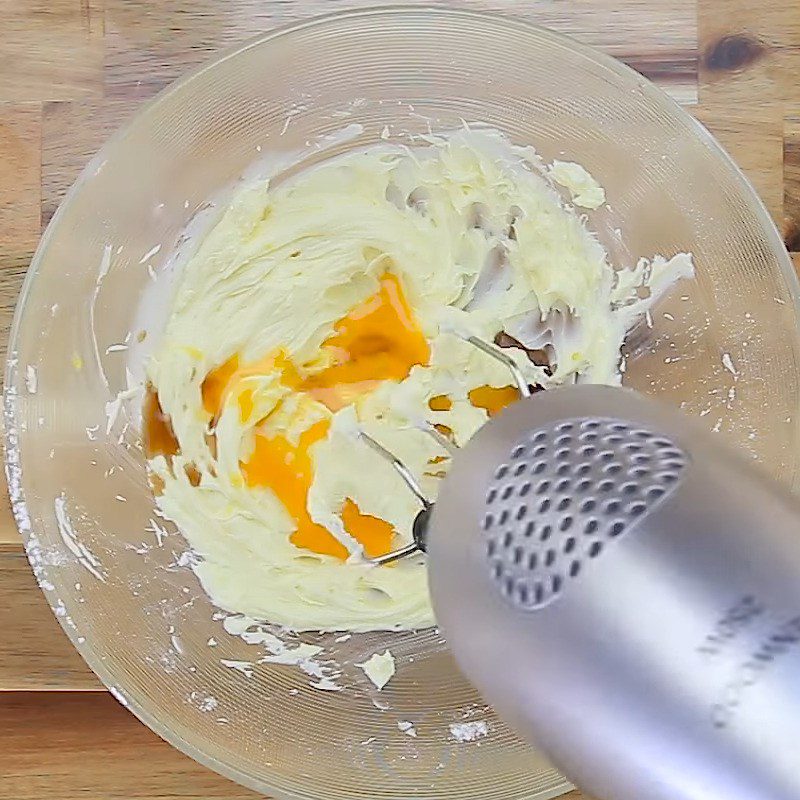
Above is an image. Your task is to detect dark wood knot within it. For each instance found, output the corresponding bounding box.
[784,219,800,253]
[704,33,768,72]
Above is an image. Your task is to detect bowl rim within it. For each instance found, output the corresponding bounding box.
[4,5,798,799]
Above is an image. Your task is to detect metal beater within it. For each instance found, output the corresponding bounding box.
[362,339,800,800]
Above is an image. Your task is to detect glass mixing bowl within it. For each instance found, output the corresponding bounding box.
[6,7,800,800]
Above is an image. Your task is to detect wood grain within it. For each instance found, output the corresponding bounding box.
[784,116,800,251]
[691,103,785,223]
[2,692,261,800]
[698,0,800,107]
[103,0,698,103]
[0,103,41,365]
[42,98,135,226]
[0,543,100,691]
[0,1,104,102]
[0,1,799,798]
[0,691,593,800]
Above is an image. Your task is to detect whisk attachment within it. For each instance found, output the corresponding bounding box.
[465,335,532,398]
[363,333,530,565]
[422,421,459,455]
[360,432,431,510]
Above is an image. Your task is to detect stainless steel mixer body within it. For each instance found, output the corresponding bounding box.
[427,385,800,800]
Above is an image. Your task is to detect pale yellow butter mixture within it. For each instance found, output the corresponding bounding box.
[145,129,692,632]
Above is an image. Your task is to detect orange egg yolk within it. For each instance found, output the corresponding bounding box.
[143,385,179,458]
[468,385,520,416]
[239,419,394,560]
[300,272,430,411]
[200,272,427,560]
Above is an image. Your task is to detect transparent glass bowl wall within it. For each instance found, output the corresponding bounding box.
[6,8,800,800]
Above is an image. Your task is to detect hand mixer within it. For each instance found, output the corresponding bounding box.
[361,336,800,800]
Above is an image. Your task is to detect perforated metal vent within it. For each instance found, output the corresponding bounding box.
[482,417,688,609]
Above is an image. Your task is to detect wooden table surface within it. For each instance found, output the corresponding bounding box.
[1,1,799,797]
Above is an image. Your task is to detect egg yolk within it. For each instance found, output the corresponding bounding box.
[239,419,391,559]
[300,272,430,411]
[468,385,520,416]
[143,385,179,458]
[201,272,425,560]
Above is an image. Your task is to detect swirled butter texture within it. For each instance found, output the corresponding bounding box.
[145,129,692,631]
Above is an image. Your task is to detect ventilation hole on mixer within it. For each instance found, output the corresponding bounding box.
[557,497,571,512]
[634,429,653,439]
[555,434,572,447]
[563,536,577,554]
[528,551,538,569]
[487,539,496,557]
[600,450,615,462]
[539,497,552,513]
[605,434,623,445]
[534,583,545,604]
[556,462,570,476]
[576,478,591,493]
[501,485,514,500]
[621,482,638,494]
[652,438,673,448]
[628,502,647,516]
[512,444,527,459]
[495,464,509,479]
[540,524,552,541]
[516,504,528,521]
[517,584,530,605]
[599,480,614,493]
[536,480,551,495]
[532,444,547,458]
[660,472,679,484]
[609,521,626,538]
[579,445,597,457]
[556,448,570,461]
[580,431,599,443]
[504,577,515,596]
[486,488,497,505]
[589,541,603,558]
[569,559,581,578]
[581,419,600,430]
[630,466,649,478]
[555,478,570,493]
[492,562,503,579]
[513,546,524,565]
[576,462,591,476]
[514,462,527,477]
[622,442,643,453]
[503,531,514,548]
[557,422,574,433]
[483,513,494,530]
[580,498,597,513]
[533,461,547,475]
[603,462,622,476]
[559,515,574,532]
[532,430,548,444]
[663,449,683,459]
[585,518,599,535]
[647,486,666,500]
[664,461,684,471]
[632,453,652,464]
[499,509,510,525]
[524,520,536,537]
[552,574,563,594]
[605,500,621,515]
[545,549,557,567]
[519,481,531,497]
[610,423,627,432]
